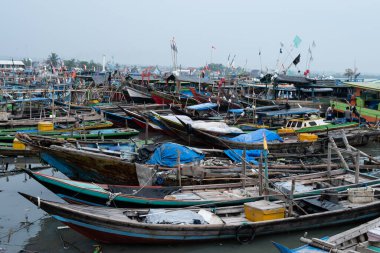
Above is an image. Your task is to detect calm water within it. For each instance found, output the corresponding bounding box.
[0,143,379,253]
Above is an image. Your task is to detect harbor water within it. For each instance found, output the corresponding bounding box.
[0,143,379,253]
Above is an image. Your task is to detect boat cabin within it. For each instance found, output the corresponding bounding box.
[284,115,327,130]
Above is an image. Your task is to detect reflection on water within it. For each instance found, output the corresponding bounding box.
[0,142,379,252]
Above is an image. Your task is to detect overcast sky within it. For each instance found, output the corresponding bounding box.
[1,0,380,73]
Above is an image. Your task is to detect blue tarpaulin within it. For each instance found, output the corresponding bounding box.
[146,142,205,167]
[186,103,218,111]
[224,149,260,164]
[224,129,283,143]
[228,109,244,114]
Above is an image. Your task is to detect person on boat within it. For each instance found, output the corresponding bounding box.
[326,106,333,120]
[285,102,290,110]
[351,105,360,119]
[344,106,352,122]
[331,104,336,119]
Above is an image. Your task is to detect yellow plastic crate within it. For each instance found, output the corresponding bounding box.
[38,121,54,132]
[13,138,26,150]
[244,200,285,222]
[277,128,295,134]
[298,133,318,142]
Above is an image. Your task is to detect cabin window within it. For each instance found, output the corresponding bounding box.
[296,122,302,127]
[292,122,297,127]
[309,121,317,126]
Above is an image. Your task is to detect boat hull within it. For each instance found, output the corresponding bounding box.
[39,146,139,185]
[21,193,380,244]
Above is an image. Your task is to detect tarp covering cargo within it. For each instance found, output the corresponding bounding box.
[160,115,243,134]
[145,209,206,224]
[187,103,217,111]
[146,142,205,167]
[224,129,283,143]
[223,149,260,164]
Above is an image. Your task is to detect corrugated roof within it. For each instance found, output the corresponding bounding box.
[345,81,380,92]
[0,60,25,65]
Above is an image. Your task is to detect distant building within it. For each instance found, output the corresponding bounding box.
[0,60,25,71]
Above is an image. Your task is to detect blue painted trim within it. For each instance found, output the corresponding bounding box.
[52,215,233,240]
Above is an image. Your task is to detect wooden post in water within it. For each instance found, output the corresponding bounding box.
[355,151,360,184]
[145,119,149,145]
[264,149,269,200]
[259,151,263,196]
[242,147,246,189]
[288,179,295,217]
[177,150,181,186]
[327,143,332,177]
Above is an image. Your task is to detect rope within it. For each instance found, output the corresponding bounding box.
[106,192,121,206]
[0,214,48,241]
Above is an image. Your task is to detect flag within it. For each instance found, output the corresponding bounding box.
[292,54,301,66]
[310,55,314,62]
[308,47,312,54]
[259,50,261,56]
[280,48,283,54]
[227,54,230,61]
[312,41,316,48]
[263,132,268,151]
[293,35,302,48]
[212,46,216,49]
[280,42,284,47]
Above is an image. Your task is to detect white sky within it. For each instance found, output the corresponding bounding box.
[1,0,380,73]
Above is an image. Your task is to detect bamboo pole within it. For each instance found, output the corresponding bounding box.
[328,136,349,170]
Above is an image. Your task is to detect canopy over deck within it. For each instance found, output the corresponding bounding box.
[256,107,319,117]
[345,81,380,92]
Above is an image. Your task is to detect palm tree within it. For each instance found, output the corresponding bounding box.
[47,53,60,67]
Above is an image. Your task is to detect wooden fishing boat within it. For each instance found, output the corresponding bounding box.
[273,215,380,252]
[20,187,380,244]
[0,127,139,142]
[25,168,380,208]
[0,112,103,128]
[185,126,380,152]
[169,104,224,121]
[150,90,199,106]
[0,120,113,135]
[277,116,358,134]
[16,134,139,185]
[123,83,154,104]
[152,112,243,137]
[189,87,242,111]
[181,127,322,153]
[95,104,171,128]
[116,106,168,132]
